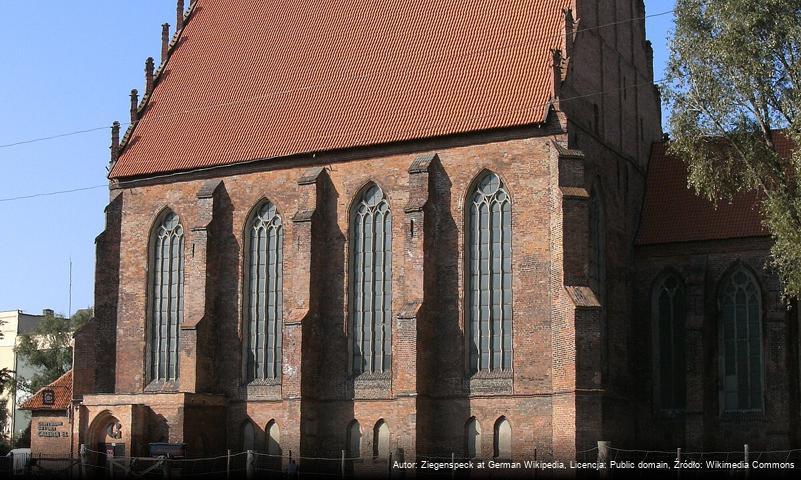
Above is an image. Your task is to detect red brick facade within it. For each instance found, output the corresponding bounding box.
[633,237,800,450]
[70,0,801,468]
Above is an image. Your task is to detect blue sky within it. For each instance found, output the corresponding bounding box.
[0,1,676,315]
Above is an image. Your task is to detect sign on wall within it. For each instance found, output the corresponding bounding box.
[41,390,55,406]
[37,421,69,438]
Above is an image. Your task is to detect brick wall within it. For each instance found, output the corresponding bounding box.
[75,0,666,463]
[30,411,72,458]
[634,237,800,450]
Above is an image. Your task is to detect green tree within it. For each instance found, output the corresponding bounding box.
[665,0,801,298]
[13,308,92,395]
[0,320,13,451]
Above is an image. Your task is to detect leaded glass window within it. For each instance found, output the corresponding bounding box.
[588,185,605,297]
[150,211,184,382]
[468,172,512,373]
[245,201,284,381]
[719,267,763,411]
[654,274,686,410]
[351,184,392,374]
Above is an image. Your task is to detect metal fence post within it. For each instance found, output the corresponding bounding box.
[246,450,254,480]
[341,450,346,478]
[80,444,88,480]
[744,444,750,478]
[597,441,610,480]
[226,449,231,480]
[388,452,393,478]
[162,457,171,480]
[676,448,682,479]
[451,453,456,480]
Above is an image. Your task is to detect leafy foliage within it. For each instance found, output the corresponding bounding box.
[13,308,92,395]
[665,0,801,298]
[0,320,11,448]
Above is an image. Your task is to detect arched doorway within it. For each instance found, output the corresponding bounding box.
[87,411,126,464]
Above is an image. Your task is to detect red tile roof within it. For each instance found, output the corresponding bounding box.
[19,370,72,411]
[635,141,785,245]
[109,0,569,179]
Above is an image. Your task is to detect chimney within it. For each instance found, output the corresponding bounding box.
[130,89,139,123]
[145,57,155,95]
[110,121,121,164]
[563,8,575,59]
[177,0,185,30]
[551,49,563,99]
[161,23,170,64]
[43,308,54,317]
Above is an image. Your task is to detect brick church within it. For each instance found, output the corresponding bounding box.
[67,0,800,465]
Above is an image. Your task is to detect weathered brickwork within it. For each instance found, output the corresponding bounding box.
[634,238,800,451]
[30,412,73,458]
[70,0,776,467]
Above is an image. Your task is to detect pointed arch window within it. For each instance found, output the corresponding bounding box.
[245,201,284,382]
[150,211,184,382]
[588,184,606,298]
[465,417,482,459]
[351,184,392,374]
[347,420,362,458]
[373,420,390,459]
[467,172,512,373]
[493,417,511,459]
[266,420,282,456]
[242,421,256,451]
[719,267,763,412]
[653,273,686,410]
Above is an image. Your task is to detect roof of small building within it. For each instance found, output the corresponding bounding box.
[635,136,794,245]
[109,0,569,179]
[19,370,72,411]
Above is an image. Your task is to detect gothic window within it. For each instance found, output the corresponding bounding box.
[242,421,256,451]
[266,420,281,456]
[719,267,763,412]
[589,182,608,380]
[467,172,512,373]
[653,273,687,410]
[245,201,284,382]
[351,184,392,374]
[373,420,389,459]
[493,417,511,459]
[588,183,606,298]
[150,211,184,382]
[347,420,362,458]
[465,417,481,458]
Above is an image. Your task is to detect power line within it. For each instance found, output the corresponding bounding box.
[0,9,674,150]
[0,184,107,203]
[0,71,683,203]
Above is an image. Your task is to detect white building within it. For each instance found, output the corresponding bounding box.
[0,309,49,442]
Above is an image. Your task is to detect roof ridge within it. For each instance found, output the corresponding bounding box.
[19,369,73,410]
[116,0,200,163]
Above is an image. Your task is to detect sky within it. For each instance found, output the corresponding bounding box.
[0,1,676,316]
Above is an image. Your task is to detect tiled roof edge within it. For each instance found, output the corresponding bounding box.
[116,1,200,163]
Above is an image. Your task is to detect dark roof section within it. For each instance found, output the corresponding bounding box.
[109,0,569,179]
[19,370,72,411]
[635,139,792,245]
